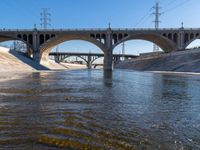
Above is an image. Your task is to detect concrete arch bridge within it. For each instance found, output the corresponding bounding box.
[0,27,199,70]
[49,52,137,69]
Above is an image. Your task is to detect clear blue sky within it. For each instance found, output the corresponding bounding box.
[1,0,200,55]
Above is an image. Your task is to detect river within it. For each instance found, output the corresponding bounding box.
[0,69,199,150]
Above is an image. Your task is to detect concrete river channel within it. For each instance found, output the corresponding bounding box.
[0,69,199,150]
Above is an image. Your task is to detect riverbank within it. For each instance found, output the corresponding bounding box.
[0,47,86,73]
[116,48,200,73]
[0,46,87,83]
[0,47,35,72]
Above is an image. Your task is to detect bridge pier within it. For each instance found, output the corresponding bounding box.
[87,55,92,69]
[32,52,41,63]
[87,61,92,69]
[103,50,113,71]
[113,56,121,66]
[54,55,60,63]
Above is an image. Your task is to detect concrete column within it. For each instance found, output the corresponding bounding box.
[32,52,41,63]
[113,56,120,66]
[54,55,59,63]
[32,29,41,63]
[104,49,113,70]
[87,62,92,69]
[87,55,92,69]
[178,30,185,50]
[104,28,113,71]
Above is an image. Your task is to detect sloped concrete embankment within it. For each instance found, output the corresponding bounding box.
[0,47,68,72]
[0,48,36,72]
[115,49,200,72]
[0,46,87,72]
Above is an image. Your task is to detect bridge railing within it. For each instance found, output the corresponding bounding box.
[0,28,108,32]
[111,28,200,31]
[0,29,34,32]
[0,28,200,32]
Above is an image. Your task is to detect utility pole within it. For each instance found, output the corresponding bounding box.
[152,1,161,52]
[40,8,60,62]
[40,8,51,29]
[108,22,111,29]
[122,42,125,61]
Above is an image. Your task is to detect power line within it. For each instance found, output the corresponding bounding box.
[134,13,151,27]
[135,0,191,28]
[162,0,177,9]
[134,6,153,28]
[162,0,192,14]
[40,8,51,29]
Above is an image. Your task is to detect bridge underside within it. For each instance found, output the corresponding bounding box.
[113,34,177,53]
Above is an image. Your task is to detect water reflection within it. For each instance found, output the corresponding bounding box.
[0,69,199,149]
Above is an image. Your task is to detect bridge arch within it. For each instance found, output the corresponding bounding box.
[59,55,104,67]
[45,34,50,41]
[0,34,33,55]
[39,34,45,45]
[113,39,161,56]
[185,34,200,48]
[39,34,105,63]
[112,33,177,53]
[61,55,88,64]
[173,33,178,43]
[28,34,33,45]
[168,33,172,40]
[190,33,194,39]
[40,34,106,53]
[91,56,104,64]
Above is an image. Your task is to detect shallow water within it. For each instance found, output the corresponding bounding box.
[0,69,200,150]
